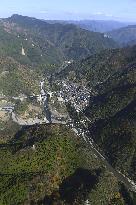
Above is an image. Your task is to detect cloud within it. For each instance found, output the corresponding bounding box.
[93,12,104,15]
[93,12,114,17]
[39,10,49,14]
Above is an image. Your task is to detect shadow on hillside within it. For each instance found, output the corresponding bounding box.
[36,168,101,205]
[7,124,48,153]
[0,125,29,150]
[59,168,101,203]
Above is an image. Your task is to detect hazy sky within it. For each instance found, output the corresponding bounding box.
[0,0,136,22]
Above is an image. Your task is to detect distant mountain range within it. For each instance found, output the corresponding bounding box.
[45,19,134,33]
[46,19,136,47]
[108,25,136,46]
[0,14,117,65]
[1,14,136,205]
[0,14,119,96]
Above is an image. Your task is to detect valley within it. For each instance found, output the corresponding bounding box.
[0,13,136,205]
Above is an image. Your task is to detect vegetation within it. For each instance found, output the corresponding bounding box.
[2,14,117,65]
[0,124,134,204]
[46,19,128,33]
[78,47,136,182]
[14,100,29,115]
[0,14,136,205]
[0,14,118,98]
[58,44,136,189]
[56,45,136,87]
[0,56,40,96]
[0,119,20,143]
[108,25,136,46]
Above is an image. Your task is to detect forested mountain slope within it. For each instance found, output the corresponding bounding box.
[82,51,136,183]
[0,124,136,205]
[108,25,136,46]
[46,19,129,33]
[0,56,40,96]
[0,14,117,67]
[56,45,136,86]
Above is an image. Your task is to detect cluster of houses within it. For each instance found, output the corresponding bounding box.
[56,80,91,112]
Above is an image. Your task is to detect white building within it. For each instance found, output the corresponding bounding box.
[21,46,26,56]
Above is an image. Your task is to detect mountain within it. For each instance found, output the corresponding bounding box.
[81,48,136,182]
[56,45,136,87]
[108,25,136,46]
[86,65,136,181]
[46,19,130,33]
[0,14,117,66]
[0,56,40,97]
[0,123,136,205]
[1,14,136,205]
[75,20,131,33]
[56,45,136,184]
[0,14,118,97]
[0,17,63,69]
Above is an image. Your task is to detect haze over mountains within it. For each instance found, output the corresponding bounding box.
[0,13,136,204]
[108,25,136,46]
[46,19,132,33]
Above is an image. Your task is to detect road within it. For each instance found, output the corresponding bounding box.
[6,77,136,192]
[68,104,136,192]
[44,95,52,123]
[11,112,46,125]
[72,120,136,193]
